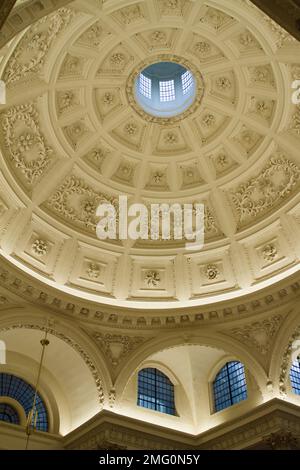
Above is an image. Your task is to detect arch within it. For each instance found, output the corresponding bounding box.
[0,373,48,431]
[269,308,300,395]
[1,350,64,434]
[119,354,193,432]
[0,307,112,405]
[0,403,20,425]
[137,360,179,386]
[0,396,26,426]
[115,332,268,400]
[0,308,113,433]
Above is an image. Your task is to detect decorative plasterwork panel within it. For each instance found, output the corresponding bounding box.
[230,153,300,229]
[129,256,176,299]
[186,247,237,298]
[241,221,296,282]
[3,8,74,86]
[11,214,67,277]
[1,103,55,185]
[0,0,299,307]
[68,242,120,297]
[0,254,299,328]
[45,174,118,233]
[92,331,150,367]
[223,315,284,355]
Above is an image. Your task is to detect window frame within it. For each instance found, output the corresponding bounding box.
[211,361,248,414]
[181,70,193,95]
[159,79,176,102]
[0,402,20,425]
[139,73,152,99]
[290,356,300,396]
[137,367,177,416]
[0,373,49,432]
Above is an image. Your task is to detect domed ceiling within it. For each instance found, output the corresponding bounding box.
[0,0,300,308]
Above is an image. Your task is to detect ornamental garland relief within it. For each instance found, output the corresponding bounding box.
[0,0,298,309]
[46,175,118,232]
[3,8,74,85]
[224,315,283,355]
[1,103,54,184]
[231,154,300,227]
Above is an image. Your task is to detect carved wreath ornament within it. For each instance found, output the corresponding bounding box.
[2,104,53,184]
[47,175,118,231]
[232,155,300,225]
[3,9,73,85]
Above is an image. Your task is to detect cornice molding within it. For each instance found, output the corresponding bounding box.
[63,399,300,450]
[0,0,299,309]
[0,255,299,331]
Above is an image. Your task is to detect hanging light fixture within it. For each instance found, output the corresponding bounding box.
[25,323,50,450]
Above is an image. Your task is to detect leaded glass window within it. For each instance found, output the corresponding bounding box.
[290,357,300,395]
[0,403,20,424]
[137,368,176,415]
[0,373,48,431]
[213,361,248,412]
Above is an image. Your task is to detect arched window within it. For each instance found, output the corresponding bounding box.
[213,361,248,412]
[290,357,300,395]
[0,373,48,431]
[137,367,176,416]
[0,403,20,424]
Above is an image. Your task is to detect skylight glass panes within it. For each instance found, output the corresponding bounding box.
[139,73,152,99]
[159,79,175,102]
[182,70,193,95]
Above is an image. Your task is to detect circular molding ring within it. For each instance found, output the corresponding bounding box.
[126,54,205,125]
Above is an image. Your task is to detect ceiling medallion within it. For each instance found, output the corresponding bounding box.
[126,54,205,124]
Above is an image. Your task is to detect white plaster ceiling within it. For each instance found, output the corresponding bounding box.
[0,0,299,308]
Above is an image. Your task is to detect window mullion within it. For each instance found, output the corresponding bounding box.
[227,363,234,405]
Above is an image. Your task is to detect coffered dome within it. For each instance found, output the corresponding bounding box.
[0,0,300,309]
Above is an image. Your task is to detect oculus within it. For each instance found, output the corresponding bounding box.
[135,61,197,118]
